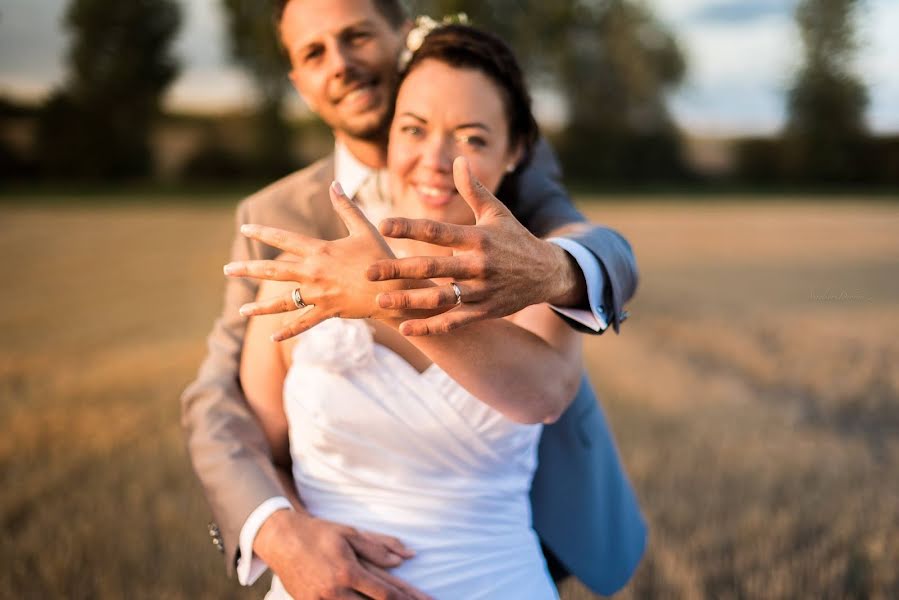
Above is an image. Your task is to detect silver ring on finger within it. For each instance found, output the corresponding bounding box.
[291,287,306,309]
[450,282,463,305]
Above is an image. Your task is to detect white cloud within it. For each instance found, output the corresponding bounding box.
[651,0,899,134]
[0,0,68,96]
[666,13,800,134]
[857,0,899,131]
[644,0,711,25]
[162,0,257,112]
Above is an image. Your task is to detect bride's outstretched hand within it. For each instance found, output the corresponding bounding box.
[224,182,403,341]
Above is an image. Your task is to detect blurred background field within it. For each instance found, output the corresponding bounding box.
[1,196,897,598]
[3,0,899,597]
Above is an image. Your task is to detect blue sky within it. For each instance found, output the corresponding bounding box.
[1,0,897,135]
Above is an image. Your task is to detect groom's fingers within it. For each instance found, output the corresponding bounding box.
[452,155,510,220]
[357,561,434,600]
[377,282,486,310]
[378,217,469,247]
[346,534,402,568]
[351,530,416,561]
[366,255,478,282]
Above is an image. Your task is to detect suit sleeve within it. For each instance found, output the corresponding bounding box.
[514,138,639,334]
[180,198,286,575]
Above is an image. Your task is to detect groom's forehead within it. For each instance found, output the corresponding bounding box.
[280,0,403,30]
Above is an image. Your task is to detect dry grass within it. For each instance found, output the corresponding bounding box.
[1,197,897,599]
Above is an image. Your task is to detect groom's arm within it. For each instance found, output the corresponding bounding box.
[518,138,638,334]
[181,198,286,573]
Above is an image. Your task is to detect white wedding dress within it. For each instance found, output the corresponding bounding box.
[265,318,558,600]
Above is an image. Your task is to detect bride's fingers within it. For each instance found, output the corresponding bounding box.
[224,259,306,282]
[239,224,324,256]
[239,291,314,317]
[271,309,329,342]
[330,181,376,236]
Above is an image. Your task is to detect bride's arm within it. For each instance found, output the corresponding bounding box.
[386,302,582,425]
[240,278,295,473]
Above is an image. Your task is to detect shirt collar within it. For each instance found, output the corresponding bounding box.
[334,141,374,200]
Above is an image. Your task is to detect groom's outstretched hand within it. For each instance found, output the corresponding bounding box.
[254,509,431,600]
[368,156,587,336]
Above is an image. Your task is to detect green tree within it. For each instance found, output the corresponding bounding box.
[784,0,869,182]
[36,0,181,179]
[416,0,687,181]
[220,0,297,178]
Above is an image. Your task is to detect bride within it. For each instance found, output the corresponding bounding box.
[238,24,581,599]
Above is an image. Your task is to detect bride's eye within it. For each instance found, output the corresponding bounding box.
[458,134,487,149]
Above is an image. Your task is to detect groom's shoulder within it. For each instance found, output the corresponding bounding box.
[237,154,335,222]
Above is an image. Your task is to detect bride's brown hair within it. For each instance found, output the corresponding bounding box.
[398,24,540,168]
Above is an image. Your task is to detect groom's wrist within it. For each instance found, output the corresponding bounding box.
[252,506,309,566]
[544,241,588,308]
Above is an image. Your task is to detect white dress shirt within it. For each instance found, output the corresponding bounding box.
[236,143,608,585]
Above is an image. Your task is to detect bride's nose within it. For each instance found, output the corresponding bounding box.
[419,133,454,173]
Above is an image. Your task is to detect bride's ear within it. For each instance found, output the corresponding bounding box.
[505,143,525,174]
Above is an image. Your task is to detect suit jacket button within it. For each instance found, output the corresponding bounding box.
[208,522,224,553]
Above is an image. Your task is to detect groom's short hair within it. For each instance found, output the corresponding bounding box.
[274,0,407,28]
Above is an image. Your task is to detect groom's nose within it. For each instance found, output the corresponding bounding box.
[326,41,353,81]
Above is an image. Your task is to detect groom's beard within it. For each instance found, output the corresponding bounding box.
[328,65,397,143]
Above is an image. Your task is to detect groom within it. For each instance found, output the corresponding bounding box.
[182,0,646,598]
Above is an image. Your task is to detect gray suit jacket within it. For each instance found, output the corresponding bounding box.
[181,142,645,595]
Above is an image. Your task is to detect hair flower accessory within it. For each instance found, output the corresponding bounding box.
[398,13,470,70]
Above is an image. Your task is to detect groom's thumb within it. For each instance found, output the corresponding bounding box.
[453,156,506,220]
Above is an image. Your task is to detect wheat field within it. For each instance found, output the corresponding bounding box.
[1,197,897,599]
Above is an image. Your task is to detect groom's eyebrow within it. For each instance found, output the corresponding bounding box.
[399,112,427,122]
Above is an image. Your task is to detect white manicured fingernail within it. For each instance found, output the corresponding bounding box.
[332,181,345,196]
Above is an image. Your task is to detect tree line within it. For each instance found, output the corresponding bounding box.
[2,0,896,186]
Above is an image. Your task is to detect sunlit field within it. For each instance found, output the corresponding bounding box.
[1,196,897,599]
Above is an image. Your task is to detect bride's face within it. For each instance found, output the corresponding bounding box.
[387,59,521,226]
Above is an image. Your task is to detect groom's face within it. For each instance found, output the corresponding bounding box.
[281,0,406,141]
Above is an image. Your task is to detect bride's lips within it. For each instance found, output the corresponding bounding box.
[414,183,458,207]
